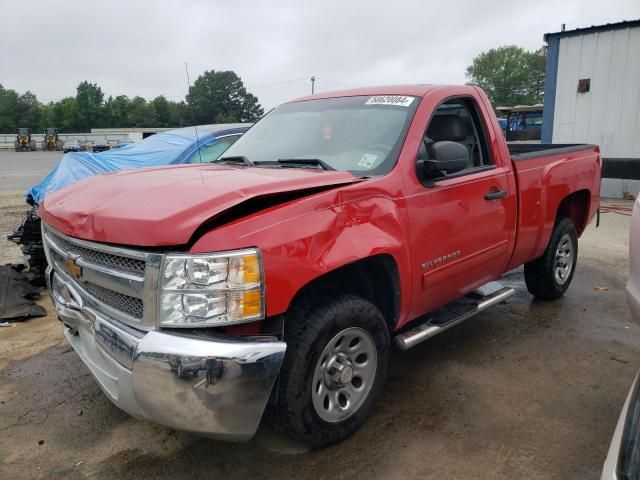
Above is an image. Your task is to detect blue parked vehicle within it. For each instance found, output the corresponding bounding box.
[10,123,250,277]
[495,105,543,142]
[27,123,251,205]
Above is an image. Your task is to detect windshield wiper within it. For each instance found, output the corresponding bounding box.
[214,155,254,166]
[275,158,336,171]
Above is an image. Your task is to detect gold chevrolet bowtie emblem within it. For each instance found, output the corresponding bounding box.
[64,258,82,279]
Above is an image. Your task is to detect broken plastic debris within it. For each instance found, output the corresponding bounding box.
[594,286,609,291]
[0,265,47,321]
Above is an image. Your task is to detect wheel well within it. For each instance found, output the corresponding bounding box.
[556,189,590,235]
[288,254,400,328]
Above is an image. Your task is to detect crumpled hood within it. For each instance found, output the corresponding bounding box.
[40,164,359,246]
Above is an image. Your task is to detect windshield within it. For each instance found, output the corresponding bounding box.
[220,95,418,176]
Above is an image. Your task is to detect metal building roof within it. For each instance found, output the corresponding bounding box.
[544,19,640,42]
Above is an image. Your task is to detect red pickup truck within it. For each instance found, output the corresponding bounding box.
[40,85,601,447]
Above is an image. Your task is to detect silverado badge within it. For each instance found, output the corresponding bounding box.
[421,250,462,270]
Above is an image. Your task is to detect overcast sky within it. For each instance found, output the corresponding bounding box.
[1,0,638,110]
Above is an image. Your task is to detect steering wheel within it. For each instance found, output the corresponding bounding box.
[368,144,392,156]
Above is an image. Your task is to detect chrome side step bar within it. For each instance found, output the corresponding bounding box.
[394,283,515,350]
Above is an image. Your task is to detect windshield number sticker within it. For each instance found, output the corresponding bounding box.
[365,95,414,107]
[358,153,378,168]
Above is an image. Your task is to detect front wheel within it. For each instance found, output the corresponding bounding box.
[271,295,389,447]
[176,361,188,379]
[524,217,578,300]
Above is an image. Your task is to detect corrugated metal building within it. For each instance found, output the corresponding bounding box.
[542,20,640,198]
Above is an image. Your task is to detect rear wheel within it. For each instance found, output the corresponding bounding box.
[271,294,389,447]
[524,217,578,300]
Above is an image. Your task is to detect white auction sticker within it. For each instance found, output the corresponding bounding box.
[365,95,415,107]
[358,153,378,168]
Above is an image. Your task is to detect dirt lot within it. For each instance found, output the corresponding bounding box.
[0,151,637,479]
[0,151,60,264]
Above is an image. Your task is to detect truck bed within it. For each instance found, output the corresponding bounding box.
[508,143,598,160]
[506,143,601,271]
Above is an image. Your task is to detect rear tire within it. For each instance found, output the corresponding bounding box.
[271,294,389,448]
[524,217,578,300]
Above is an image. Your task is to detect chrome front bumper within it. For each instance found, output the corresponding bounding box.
[47,266,286,441]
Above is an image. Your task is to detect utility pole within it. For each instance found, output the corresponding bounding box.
[311,76,315,95]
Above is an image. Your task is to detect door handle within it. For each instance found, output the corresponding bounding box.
[485,188,507,201]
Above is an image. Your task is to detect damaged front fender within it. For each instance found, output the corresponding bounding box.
[190,178,413,324]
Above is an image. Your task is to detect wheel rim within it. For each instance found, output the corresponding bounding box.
[311,327,377,423]
[554,233,574,285]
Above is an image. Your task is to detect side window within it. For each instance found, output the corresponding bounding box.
[523,112,543,130]
[424,98,492,172]
[188,135,242,163]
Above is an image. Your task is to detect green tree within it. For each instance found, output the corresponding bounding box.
[107,95,133,127]
[15,91,42,130]
[40,102,54,128]
[0,84,19,131]
[168,100,189,127]
[52,97,79,131]
[186,70,263,124]
[465,46,546,107]
[128,96,157,127]
[75,81,104,130]
[152,95,171,127]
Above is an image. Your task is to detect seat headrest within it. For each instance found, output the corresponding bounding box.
[427,115,466,142]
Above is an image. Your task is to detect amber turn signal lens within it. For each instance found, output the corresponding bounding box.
[241,290,262,318]
[242,254,260,284]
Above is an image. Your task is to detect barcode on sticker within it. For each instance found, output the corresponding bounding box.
[365,95,414,107]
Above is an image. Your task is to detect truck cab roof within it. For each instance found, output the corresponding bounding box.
[289,84,476,103]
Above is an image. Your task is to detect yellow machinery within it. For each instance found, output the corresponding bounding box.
[42,128,63,151]
[14,128,37,152]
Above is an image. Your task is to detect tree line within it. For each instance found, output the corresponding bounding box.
[0,70,264,133]
[0,47,544,134]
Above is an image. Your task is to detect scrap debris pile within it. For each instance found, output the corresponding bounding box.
[7,206,46,278]
[0,265,46,322]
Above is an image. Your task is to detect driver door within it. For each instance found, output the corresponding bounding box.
[407,97,514,316]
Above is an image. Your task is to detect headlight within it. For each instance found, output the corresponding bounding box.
[158,248,264,327]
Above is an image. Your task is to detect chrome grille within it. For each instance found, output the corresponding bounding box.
[50,232,145,275]
[42,224,162,329]
[82,283,144,319]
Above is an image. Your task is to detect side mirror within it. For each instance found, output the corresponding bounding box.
[417,141,469,179]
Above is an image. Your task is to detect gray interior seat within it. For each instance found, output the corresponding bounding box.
[426,115,466,143]
[426,115,476,168]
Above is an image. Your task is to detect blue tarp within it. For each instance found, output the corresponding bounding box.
[27,123,250,205]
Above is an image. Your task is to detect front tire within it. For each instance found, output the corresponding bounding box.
[176,361,187,379]
[524,217,578,300]
[271,294,389,447]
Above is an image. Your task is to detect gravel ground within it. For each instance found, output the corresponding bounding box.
[0,151,60,193]
[0,151,60,264]
[0,191,28,265]
[0,150,637,479]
